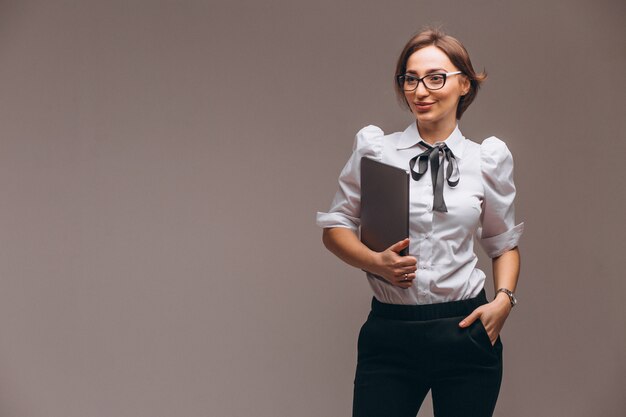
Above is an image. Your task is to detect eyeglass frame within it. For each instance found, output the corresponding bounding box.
[397,71,463,91]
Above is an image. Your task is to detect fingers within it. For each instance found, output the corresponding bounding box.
[458,308,481,327]
[378,265,415,289]
[393,274,414,289]
[385,239,417,265]
[390,268,416,289]
[388,237,410,253]
[391,258,417,271]
[381,238,419,289]
[391,261,416,280]
[400,256,417,267]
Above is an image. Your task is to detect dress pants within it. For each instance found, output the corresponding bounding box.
[352,288,503,417]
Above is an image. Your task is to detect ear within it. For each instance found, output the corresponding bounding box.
[460,75,470,96]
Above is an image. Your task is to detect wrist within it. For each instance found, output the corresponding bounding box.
[495,288,517,309]
[493,292,512,313]
[494,291,511,306]
[363,250,382,275]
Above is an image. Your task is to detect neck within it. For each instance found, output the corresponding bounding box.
[416,118,457,145]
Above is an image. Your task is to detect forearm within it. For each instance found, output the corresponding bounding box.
[491,246,520,305]
[322,227,378,272]
[460,246,520,339]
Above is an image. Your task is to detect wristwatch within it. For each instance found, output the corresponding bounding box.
[496,288,517,308]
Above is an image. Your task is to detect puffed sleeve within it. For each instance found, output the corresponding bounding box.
[315,125,384,233]
[475,136,525,258]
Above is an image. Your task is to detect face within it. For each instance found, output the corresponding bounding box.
[403,45,470,127]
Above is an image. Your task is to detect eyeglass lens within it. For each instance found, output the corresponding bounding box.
[402,74,446,91]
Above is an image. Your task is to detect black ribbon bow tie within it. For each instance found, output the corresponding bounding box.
[408,141,460,213]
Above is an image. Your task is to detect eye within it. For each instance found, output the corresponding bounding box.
[427,74,444,83]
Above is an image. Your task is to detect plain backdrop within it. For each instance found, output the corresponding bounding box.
[0,1,624,416]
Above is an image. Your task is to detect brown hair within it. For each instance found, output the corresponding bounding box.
[394,27,487,120]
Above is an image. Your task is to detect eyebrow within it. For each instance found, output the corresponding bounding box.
[405,67,448,75]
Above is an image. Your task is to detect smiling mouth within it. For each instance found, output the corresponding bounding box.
[414,102,435,110]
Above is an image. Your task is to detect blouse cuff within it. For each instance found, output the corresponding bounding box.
[315,211,359,233]
[480,222,525,258]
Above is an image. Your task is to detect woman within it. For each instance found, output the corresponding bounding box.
[316,27,524,417]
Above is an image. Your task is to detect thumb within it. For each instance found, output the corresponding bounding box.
[459,310,480,327]
[388,238,409,253]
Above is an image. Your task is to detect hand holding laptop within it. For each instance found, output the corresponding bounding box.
[364,237,417,289]
[360,156,418,288]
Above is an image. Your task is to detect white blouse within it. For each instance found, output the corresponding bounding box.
[316,120,524,305]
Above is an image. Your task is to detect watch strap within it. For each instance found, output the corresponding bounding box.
[496,288,517,307]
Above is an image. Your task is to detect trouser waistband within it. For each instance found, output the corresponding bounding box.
[370,288,488,321]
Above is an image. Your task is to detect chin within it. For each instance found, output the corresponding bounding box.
[414,112,439,123]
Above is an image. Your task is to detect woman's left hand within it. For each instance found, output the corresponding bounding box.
[458,293,512,345]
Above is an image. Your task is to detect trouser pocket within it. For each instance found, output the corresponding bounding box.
[469,318,502,357]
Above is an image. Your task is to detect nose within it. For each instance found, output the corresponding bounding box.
[413,81,430,99]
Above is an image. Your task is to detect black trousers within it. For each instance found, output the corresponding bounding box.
[352,288,503,417]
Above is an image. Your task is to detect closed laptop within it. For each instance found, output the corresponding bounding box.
[360,156,410,275]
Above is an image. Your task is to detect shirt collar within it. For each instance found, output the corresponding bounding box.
[395,120,466,159]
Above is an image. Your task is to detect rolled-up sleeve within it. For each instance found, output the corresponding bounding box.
[475,136,525,258]
[315,125,384,233]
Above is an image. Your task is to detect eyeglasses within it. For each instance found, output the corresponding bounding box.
[397,71,463,91]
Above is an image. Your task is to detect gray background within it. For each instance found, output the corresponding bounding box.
[0,0,624,416]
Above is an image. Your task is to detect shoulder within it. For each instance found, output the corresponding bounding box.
[479,136,514,166]
[352,124,385,158]
[478,136,516,188]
